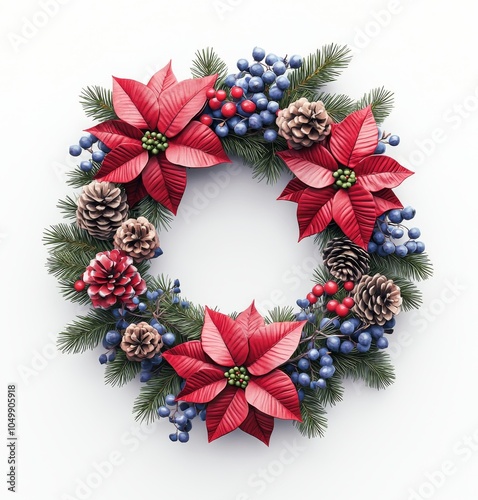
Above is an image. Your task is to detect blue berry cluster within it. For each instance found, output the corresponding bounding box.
[374,128,400,155]
[201,46,302,141]
[157,393,207,443]
[69,133,111,172]
[368,207,426,257]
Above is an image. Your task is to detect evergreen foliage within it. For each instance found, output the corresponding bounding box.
[79,86,117,122]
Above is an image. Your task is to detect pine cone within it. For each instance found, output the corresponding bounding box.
[352,273,402,325]
[83,249,147,310]
[120,322,163,362]
[276,98,332,149]
[76,181,129,240]
[323,237,370,282]
[113,217,160,263]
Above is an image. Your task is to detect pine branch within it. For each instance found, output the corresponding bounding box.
[252,137,289,183]
[133,365,182,424]
[67,161,101,188]
[57,195,78,221]
[130,195,173,231]
[293,389,328,438]
[43,223,111,255]
[312,264,333,286]
[314,223,345,251]
[334,349,395,390]
[282,44,352,106]
[314,369,345,407]
[355,87,394,124]
[317,93,356,123]
[57,309,117,353]
[265,306,295,324]
[79,86,117,122]
[190,47,229,85]
[369,252,433,282]
[386,275,422,311]
[104,350,141,387]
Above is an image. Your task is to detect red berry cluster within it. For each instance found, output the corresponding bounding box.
[200,86,259,125]
[306,280,355,318]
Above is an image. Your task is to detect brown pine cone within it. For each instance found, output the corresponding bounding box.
[276,98,332,149]
[120,322,163,362]
[76,181,129,240]
[352,273,402,325]
[113,217,160,263]
[323,237,370,282]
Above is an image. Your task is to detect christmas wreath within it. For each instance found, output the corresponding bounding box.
[44,45,433,445]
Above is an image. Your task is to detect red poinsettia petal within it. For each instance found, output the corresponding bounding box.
[373,188,404,216]
[112,77,159,130]
[330,106,378,168]
[123,177,148,208]
[246,370,302,421]
[201,307,248,367]
[95,143,148,183]
[162,340,216,378]
[147,61,178,97]
[239,407,274,446]
[278,178,309,203]
[177,368,227,403]
[296,186,335,240]
[246,321,306,375]
[141,156,187,214]
[235,301,265,339]
[278,144,337,188]
[355,155,414,192]
[166,121,231,168]
[86,120,143,149]
[332,185,377,248]
[206,386,249,443]
[158,74,218,138]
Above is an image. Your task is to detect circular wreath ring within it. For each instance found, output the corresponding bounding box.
[44,45,433,445]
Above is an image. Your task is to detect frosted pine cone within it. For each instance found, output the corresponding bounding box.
[120,322,163,362]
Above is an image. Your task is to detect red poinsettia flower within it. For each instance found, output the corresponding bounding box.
[278,106,413,248]
[162,302,306,445]
[87,62,231,213]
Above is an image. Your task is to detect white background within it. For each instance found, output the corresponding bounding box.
[1,1,477,499]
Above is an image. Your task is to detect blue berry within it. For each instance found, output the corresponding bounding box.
[388,209,403,223]
[298,358,310,371]
[388,135,400,146]
[259,110,276,125]
[141,359,153,371]
[275,75,290,90]
[382,241,396,254]
[263,129,278,142]
[250,63,264,77]
[80,160,92,172]
[165,394,176,406]
[175,414,187,426]
[234,122,248,136]
[374,142,386,154]
[255,98,269,110]
[383,318,396,329]
[157,406,170,418]
[138,302,147,312]
[140,371,152,383]
[178,432,189,443]
[358,332,372,346]
[376,337,389,349]
[262,70,276,84]
[415,241,426,253]
[319,365,336,379]
[391,227,404,239]
[267,100,279,113]
[97,141,111,153]
[319,354,333,367]
[105,330,122,346]
[248,76,265,92]
[373,231,385,244]
[318,347,328,357]
[310,381,318,390]
[408,227,421,239]
[289,55,303,68]
[98,353,107,364]
[92,150,105,163]
[265,53,279,65]
[367,241,378,253]
[162,332,176,346]
[272,61,286,75]
[107,351,116,362]
[151,355,163,366]
[199,409,207,421]
[169,433,178,442]
[296,311,307,321]
[69,145,82,157]
[88,133,98,144]
[268,84,284,100]
[401,206,416,220]
[298,373,311,387]
[248,113,263,129]
[340,340,354,354]
[215,123,229,137]
[252,46,266,61]
[296,298,310,309]
[326,336,341,352]
[184,407,197,420]
[225,74,237,87]
[308,348,320,361]
[405,241,417,253]
[298,388,305,402]
[79,136,93,149]
[370,325,384,340]
[317,379,327,389]
[395,244,408,257]
[340,320,355,335]
[307,313,316,324]
[237,58,249,71]
[356,343,371,353]
[290,372,299,384]
[153,247,163,258]
[171,296,180,305]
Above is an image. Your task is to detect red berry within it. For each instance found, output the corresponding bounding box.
[74,279,85,292]
[221,102,236,118]
[209,98,222,110]
[206,88,216,99]
[342,297,355,308]
[240,99,256,113]
[306,292,318,304]
[326,299,339,312]
[231,86,244,99]
[335,304,349,317]
[312,284,324,297]
[324,280,339,295]
[200,114,213,126]
[344,281,354,291]
[216,89,227,101]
